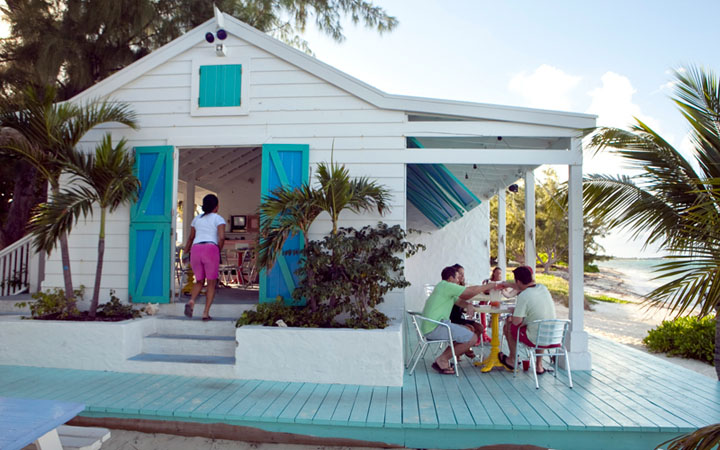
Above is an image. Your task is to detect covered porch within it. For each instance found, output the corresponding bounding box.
[400,109,591,370]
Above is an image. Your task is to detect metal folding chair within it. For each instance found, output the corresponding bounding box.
[405,311,459,377]
[513,319,573,389]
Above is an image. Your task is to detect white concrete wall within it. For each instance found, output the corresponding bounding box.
[235,323,404,386]
[0,316,155,371]
[42,34,407,302]
[404,202,491,312]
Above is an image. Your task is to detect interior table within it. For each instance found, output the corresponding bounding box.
[472,303,514,372]
[0,396,84,450]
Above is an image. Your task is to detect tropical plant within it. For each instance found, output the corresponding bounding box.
[257,161,394,319]
[583,65,720,379]
[29,135,140,318]
[656,423,720,450]
[0,85,137,311]
[292,223,424,327]
[257,161,389,270]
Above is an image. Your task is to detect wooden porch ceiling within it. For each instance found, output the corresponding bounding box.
[446,164,537,201]
[178,146,261,192]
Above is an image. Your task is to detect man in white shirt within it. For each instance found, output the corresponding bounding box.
[499,266,556,375]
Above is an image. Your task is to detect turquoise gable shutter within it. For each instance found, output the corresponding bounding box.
[259,144,309,304]
[129,146,174,303]
[199,65,242,107]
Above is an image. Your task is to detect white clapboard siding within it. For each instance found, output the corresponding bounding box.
[44,33,408,302]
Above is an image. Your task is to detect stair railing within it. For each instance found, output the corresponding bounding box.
[0,234,44,296]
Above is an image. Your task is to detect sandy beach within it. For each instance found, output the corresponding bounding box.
[88,266,717,449]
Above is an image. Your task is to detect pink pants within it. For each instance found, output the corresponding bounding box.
[190,243,219,280]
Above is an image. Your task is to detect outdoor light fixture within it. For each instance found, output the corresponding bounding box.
[497,136,503,141]
[508,184,519,193]
[205,32,215,43]
[215,43,226,56]
[473,163,477,169]
[465,172,469,179]
[216,29,227,40]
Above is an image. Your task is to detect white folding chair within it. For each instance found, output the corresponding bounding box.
[513,319,573,389]
[405,311,459,377]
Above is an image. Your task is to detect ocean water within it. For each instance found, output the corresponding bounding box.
[595,258,669,296]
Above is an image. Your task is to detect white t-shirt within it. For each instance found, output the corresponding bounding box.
[513,284,556,341]
[191,213,226,244]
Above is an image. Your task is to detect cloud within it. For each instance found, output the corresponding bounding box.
[508,64,581,111]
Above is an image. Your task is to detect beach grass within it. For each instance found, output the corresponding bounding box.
[586,294,632,304]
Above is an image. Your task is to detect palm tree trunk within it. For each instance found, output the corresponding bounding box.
[89,208,106,319]
[51,181,76,311]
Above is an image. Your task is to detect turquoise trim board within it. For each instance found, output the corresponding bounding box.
[0,335,716,449]
[199,65,242,107]
[129,146,174,303]
[259,144,309,304]
[407,163,481,229]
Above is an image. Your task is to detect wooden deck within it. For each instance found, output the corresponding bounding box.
[0,335,717,449]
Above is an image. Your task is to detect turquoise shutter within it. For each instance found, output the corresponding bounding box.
[129,146,174,303]
[199,65,242,107]
[259,144,309,304]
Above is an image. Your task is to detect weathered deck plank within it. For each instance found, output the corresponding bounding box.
[0,334,717,450]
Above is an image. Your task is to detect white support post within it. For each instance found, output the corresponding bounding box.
[567,142,592,370]
[183,181,195,246]
[497,188,507,279]
[524,170,536,268]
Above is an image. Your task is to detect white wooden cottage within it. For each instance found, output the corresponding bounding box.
[30,11,594,369]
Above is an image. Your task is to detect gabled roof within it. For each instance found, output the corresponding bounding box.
[70,12,595,129]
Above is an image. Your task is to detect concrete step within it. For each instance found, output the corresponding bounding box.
[154,315,237,337]
[154,302,255,318]
[123,356,237,378]
[143,333,236,356]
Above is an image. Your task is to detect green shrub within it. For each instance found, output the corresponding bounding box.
[643,315,715,364]
[293,223,423,329]
[236,298,341,328]
[97,290,141,319]
[16,286,84,318]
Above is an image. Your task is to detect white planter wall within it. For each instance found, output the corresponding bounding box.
[236,323,404,386]
[0,317,155,371]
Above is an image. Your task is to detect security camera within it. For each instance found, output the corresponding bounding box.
[216,29,227,40]
[205,32,215,43]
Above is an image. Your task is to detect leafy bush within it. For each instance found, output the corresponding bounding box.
[97,290,141,319]
[292,223,423,328]
[643,315,715,363]
[16,286,84,318]
[236,298,341,328]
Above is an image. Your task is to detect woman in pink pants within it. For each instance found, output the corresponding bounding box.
[183,194,225,321]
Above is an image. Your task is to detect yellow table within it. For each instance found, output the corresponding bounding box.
[473,304,513,372]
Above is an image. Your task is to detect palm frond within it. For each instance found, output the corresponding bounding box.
[583,174,682,247]
[29,186,96,253]
[656,422,720,450]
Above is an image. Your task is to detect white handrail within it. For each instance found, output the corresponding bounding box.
[0,234,37,296]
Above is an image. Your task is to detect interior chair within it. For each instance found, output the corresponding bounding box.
[219,249,241,286]
[405,311,459,377]
[513,319,573,389]
[240,250,258,287]
[174,248,190,288]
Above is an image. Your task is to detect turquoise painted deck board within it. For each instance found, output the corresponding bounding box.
[0,334,718,450]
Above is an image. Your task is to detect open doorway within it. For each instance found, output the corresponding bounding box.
[175,146,262,304]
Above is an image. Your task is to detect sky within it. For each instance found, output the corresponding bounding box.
[299,0,720,258]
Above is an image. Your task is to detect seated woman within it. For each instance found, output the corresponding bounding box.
[448,264,485,358]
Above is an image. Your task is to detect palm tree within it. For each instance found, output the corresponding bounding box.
[257,161,390,310]
[30,135,140,318]
[0,85,137,310]
[314,162,390,235]
[583,65,720,379]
